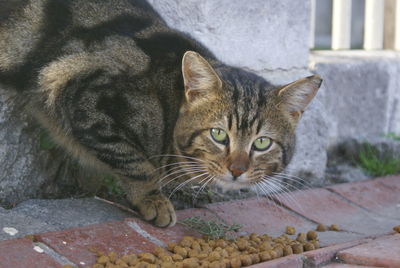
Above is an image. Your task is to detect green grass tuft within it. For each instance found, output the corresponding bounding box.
[385,132,400,141]
[179,216,243,240]
[357,144,400,177]
[102,175,124,196]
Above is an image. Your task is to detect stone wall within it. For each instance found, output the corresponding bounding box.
[310,50,400,185]
[310,51,400,144]
[0,89,81,206]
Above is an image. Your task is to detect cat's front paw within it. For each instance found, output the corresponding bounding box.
[136,192,177,227]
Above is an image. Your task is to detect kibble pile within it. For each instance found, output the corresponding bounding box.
[84,227,324,268]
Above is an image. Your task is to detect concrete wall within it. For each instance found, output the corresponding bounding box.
[310,50,400,145]
[148,0,311,82]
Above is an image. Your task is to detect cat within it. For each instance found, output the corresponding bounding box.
[0,0,322,227]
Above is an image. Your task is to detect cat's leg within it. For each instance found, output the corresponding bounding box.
[42,66,177,226]
[90,149,177,227]
[115,160,177,227]
[120,174,177,227]
[34,109,177,227]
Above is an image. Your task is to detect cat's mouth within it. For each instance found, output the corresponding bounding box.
[213,173,255,190]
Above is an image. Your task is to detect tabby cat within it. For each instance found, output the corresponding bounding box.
[0,0,322,227]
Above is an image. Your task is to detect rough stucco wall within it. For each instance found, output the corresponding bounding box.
[147,0,311,73]
[0,89,81,206]
[0,90,48,205]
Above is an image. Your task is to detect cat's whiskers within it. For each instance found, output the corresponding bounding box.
[265,174,303,192]
[150,154,209,164]
[255,181,277,204]
[254,169,310,189]
[272,172,313,190]
[258,178,288,207]
[192,175,215,203]
[151,153,222,174]
[262,177,293,206]
[157,163,205,183]
[150,161,199,175]
[168,172,209,198]
[262,176,304,213]
[269,179,303,200]
[156,162,206,181]
[159,166,206,187]
[250,183,261,199]
[269,179,305,213]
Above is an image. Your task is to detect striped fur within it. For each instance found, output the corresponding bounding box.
[0,0,322,227]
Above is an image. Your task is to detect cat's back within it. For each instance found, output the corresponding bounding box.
[0,0,172,89]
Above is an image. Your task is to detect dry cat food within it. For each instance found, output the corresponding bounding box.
[315,223,341,232]
[87,230,321,268]
[328,224,340,231]
[285,226,296,235]
[316,224,327,232]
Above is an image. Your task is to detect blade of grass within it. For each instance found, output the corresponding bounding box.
[179,216,243,240]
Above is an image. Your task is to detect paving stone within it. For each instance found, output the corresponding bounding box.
[205,197,315,237]
[0,238,63,268]
[12,198,132,228]
[274,188,399,237]
[303,238,371,267]
[0,198,132,242]
[0,209,53,241]
[337,234,400,267]
[327,176,400,220]
[36,221,157,267]
[248,254,303,268]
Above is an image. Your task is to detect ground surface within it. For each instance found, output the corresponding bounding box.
[0,175,399,267]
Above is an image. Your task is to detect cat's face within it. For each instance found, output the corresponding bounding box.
[173,51,322,191]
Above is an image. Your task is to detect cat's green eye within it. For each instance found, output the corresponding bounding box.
[253,137,272,151]
[210,128,228,144]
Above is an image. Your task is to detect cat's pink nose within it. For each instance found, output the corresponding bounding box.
[228,151,249,179]
[229,164,247,178]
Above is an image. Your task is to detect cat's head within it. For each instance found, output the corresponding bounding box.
[173,51,322,190]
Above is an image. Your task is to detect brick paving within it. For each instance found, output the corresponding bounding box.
[337,235,400,267]
[0,238,63,267]
[0,175,399,268]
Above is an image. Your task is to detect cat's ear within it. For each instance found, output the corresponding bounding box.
[182,51,222,103]
[276,75,322,120]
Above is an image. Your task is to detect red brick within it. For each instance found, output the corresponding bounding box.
[273,188,399,237]
[327,176,400,218]
[303,238,371,267]
[0,238,62,268]
[248,255,303,268]
[205,197,314,237]
[36,221,157,267]
[337,234,400,267]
